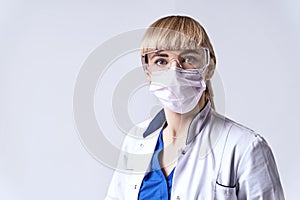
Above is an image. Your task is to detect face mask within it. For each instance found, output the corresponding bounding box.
[149,67,206,114]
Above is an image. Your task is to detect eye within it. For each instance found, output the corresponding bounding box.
[182,56,197,64]
[154,58,168,66]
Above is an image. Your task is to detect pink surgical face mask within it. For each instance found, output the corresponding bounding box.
[149,66,206,114]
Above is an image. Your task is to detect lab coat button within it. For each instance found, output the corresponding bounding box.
[140,143,144,148]
[176,196,180,200]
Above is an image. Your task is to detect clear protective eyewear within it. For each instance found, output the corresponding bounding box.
[142,47,210,73]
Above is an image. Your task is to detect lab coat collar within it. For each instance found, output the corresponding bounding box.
[143,101,212,145]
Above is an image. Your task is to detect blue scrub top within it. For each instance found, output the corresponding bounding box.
[138,123,175,200]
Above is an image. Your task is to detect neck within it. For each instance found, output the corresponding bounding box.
[163,95,207,144]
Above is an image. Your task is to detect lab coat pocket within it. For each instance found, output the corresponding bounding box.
[214,182,237,200]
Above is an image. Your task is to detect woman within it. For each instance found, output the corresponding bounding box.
[105,15,285,200]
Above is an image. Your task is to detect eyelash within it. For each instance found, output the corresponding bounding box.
[154,58,168,66]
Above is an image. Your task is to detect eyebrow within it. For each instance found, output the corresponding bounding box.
[180,49,200,55]
[149,52,169,59]
[147,49,201,60]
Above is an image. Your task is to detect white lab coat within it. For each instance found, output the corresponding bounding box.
[105,102,285,199]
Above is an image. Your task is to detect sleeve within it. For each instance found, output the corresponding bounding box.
[104,126,137,200]
[104,152,126,199]
[236,136,285,200]
[104,152,128,200]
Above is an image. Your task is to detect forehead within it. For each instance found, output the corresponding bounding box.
[145,49,202,57]
[141,26,202,51]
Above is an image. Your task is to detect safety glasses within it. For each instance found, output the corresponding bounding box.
[141,47,210,73]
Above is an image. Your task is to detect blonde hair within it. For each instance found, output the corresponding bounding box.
[141,15,216,109]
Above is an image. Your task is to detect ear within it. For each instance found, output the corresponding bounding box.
[204,58,216,81]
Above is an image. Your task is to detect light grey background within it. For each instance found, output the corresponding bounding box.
[0,0,299,199]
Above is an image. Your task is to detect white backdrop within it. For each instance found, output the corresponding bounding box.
[0,0,299,199]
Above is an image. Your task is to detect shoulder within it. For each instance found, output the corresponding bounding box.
[127,119,152,138]
[212,111,271,166]
[213,112,284,198]
[120,118,157,152]
[218,112,266,150]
